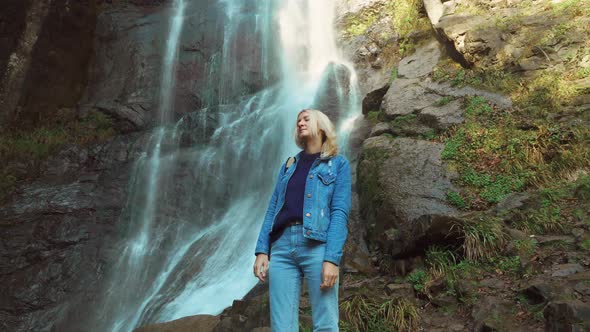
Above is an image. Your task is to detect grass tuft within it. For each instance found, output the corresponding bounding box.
[457,215,508,262]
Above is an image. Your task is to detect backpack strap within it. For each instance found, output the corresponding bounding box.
[284,156,295,173]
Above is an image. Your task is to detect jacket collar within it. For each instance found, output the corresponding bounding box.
[295,150,333,162]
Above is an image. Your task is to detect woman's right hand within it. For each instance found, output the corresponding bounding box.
[253,254,269,283]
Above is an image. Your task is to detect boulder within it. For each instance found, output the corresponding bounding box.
[544,301,590,332]
[419,99,464,130]
[397,40,442,79]
[471,296,520,332]
[134,315,220,332]
[357,136,460,257]
[369,122,391,137]
[381,78,440,117]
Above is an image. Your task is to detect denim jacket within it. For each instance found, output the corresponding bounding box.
[254,151,352,265]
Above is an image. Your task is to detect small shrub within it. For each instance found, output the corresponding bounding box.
[340,294,374,331]
[495,255,521,276]
[376,298,420,332]
[514,239,537,256]
[407,269,428,293]
[458,216,507,262]
[426,246,458,279]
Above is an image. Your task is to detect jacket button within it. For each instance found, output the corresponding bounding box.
[306,230,311,235]
[305,212,311,217]
[309,175,313,179]
[307,193,311,198]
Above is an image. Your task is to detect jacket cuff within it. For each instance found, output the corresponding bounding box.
[323,253,341,266]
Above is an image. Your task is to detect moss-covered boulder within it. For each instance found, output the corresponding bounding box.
[357,135,460,257]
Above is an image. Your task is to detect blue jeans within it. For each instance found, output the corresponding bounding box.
[269,224,339,332]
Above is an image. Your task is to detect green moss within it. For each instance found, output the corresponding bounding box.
[390,67,398,83]
[358,147,390,223]
[0,109,115,202]
[367,110,385,124]
[464,96,492,117]
[447,191,468,209]
[392,113,417,124]
[421,129,437,140]
[342,5,381,38]
[435,96,455,106]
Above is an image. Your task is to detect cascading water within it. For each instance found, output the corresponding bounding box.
[93,1,360,331]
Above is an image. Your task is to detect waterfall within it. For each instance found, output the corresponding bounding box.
[93,1,360,331]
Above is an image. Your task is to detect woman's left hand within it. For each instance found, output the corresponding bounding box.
[320,261,339,289]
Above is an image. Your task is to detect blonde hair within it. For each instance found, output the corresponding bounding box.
[293,109,338,157]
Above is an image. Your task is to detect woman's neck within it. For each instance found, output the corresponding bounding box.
[303,136,323,155]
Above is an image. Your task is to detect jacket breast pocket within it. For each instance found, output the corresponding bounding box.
[316,172,336,231]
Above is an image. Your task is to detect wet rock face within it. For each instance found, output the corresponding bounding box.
[312,62,353,123]
[81,1,226,129]
[0,131,150,332]
[1,0,281,131]
[0,0,98,129]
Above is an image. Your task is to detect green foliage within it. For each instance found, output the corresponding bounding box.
[574,67,590,79]
[441,129,465,160]
[376,298,419,332]
[447,191,467,209]
[514,239,537,256]
[580,239,590,251]
[464,96,492,116]
[512,203,564,234]
[340,295,374,331]
[479,174,525,204]
[458,215,507,262]
[425,246,458,279]
[390,67,398,83]
[407,269,427,292]
[495,255,521,276]
[339,295,420,332]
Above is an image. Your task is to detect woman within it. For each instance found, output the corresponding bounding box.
[253,109,352,331]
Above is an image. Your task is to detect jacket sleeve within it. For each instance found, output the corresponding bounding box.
[323,156,352,265]
[254,163,284,256]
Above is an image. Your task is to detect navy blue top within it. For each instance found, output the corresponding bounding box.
[269,151,321,243]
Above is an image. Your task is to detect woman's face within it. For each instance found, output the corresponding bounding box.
[297,111,312,140]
